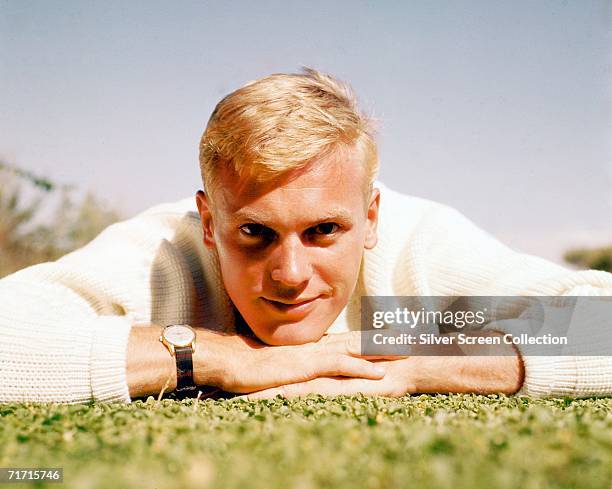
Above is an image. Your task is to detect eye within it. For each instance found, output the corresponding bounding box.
[310,223,340,235]
[240,224,275,240]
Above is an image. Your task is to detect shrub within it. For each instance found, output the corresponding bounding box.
[564,246,612,273]
[0,162,122,278]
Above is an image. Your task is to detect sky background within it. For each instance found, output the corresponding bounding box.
[1,0,611,264]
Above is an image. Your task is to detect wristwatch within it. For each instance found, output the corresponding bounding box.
[159,324,198,397]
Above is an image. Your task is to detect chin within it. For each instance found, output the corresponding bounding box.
[253,322,326,346]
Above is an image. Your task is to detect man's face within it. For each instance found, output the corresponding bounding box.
[196,152,380,345]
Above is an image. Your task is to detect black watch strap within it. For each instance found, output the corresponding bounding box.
[175,345,198,396]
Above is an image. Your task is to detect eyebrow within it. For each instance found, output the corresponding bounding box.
[230,207,355,227]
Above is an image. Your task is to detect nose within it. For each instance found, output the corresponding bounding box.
[270,235,312,287]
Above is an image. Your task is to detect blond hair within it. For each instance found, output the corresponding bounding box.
[199,67,378,201]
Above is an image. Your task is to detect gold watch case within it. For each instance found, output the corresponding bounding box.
[159,324,196,356]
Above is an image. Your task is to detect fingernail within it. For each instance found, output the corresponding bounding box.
[373,365,386,376]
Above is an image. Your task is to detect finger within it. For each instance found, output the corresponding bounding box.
[246,376,393,399]
[349,353,411,360]
[315,355,386,380]
[317,331,404,359]
[245,350,386,392]
[344,331,410,359]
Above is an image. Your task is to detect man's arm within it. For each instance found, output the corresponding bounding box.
[0,280,387,404]
[373,182,612,397]
[0,197,390,404]
[244,331,525,399]
[126,326,389,400]
[126,326,176,398]
[407,332,525,395]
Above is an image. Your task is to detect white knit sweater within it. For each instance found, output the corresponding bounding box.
[1,181,611,404]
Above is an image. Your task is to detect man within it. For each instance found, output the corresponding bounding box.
[1,68,611,404]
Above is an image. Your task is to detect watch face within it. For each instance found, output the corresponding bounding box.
[163,325,195,347]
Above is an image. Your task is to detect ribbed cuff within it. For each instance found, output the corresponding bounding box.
[516,356,578,397]
[487,320,577,397]
[493,294,612,397]
[90,316,132,403]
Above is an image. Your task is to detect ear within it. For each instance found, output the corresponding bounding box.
[195,190,216,248]
[364,187,380,250]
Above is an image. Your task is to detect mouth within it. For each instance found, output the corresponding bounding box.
[261,296,321,316]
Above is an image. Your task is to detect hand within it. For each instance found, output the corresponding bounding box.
[241,332,524,399]
[194,330,400,394]
[243,357,414,399]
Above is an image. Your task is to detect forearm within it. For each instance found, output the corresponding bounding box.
[408,332,525,395]
[126,326,240,399]
[126,326,177,398]
[409,354,524,394]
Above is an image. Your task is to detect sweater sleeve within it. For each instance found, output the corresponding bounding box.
[379,186,612,398]
[513,286,612,398]
[0,198,206,404]
[0,278,132,403]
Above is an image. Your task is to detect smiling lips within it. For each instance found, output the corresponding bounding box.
[261,296,321,316]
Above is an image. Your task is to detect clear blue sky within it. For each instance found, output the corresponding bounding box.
[1,0,610,263]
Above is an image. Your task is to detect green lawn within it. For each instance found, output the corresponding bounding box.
[1,394,611,489]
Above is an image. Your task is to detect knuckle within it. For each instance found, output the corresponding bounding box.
[300,362,317,382]
[320,333,332,345]
[345,331,361,353]
[332,355,346,374]
[319,333,346,353]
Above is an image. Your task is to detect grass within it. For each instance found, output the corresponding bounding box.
[0,394,611,489]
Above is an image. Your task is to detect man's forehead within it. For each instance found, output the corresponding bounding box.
[210,148,368,222]
[227,204,355,225]
[214,180,363,230]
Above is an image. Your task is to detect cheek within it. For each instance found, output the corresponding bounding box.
[216,242,267,296]
[316,240,364,290]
